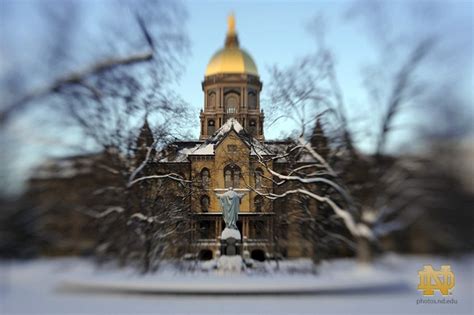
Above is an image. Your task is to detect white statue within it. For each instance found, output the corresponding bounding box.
[216,187,244,230]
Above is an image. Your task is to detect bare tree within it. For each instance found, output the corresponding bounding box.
[0,0,189,125]
[0,0,196,271]
[257,4,450,263]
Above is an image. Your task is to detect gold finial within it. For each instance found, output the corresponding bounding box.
[227,12,236,34]
[224,12,239,47]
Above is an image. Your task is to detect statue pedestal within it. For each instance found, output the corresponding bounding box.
[220,228,241,256]
[214,188,246,273]
[221,228,241,240]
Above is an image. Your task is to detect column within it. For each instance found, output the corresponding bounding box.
[244,218,249,239]
[220,87,224,108]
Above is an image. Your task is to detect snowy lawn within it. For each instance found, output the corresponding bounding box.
[1,254,472,314]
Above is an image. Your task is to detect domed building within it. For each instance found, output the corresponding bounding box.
[200,14,264,141]
[27,14,319,261]
[158,14,318,261]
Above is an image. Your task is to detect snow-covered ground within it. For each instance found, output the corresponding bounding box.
[1,254,472,314]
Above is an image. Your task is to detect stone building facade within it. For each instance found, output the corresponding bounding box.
[26,15,319,261]
[158,15,317,261]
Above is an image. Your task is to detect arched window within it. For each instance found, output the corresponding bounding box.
[225,169,232,188]
[199,221,214,239]
[233,168,240,187]
[248,90,257,110]
[200,195,210,213]
[249,119,257,136]
[198,249,213,260]
[254,168,263,189]
[251,249,266,262]
[207,91,216,109]
[200,168,210,189]
[254,195,263,212]
[225,93,239,116]
[207,119,215,135]
[224,164,241,188]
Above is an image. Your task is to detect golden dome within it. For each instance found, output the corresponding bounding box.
[205,14,258,77]
[205,48,258,76]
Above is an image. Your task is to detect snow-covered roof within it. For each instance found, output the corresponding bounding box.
[158,119,317,164]
[30,154,101,179]
[190,143,214,155]
[160,119,271,163]
[207,118,243,142]
[203,118,271,157]
[157,141,203,163]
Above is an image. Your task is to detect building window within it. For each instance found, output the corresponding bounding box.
[248,90,257,110]
[251,249,265,261]
[201,168,210,189]
[225,169,232,188]
[207,91,216,109]
[254,168,263,189]
[200,195,210,212]
[250,220,265,239]
[198,249,213,260]
[225,93,239,116]
[233,168,240,188]
[254,195,263,212]
[199,220,215,239]
[224,164,241,188]
[249,119,257,135]
[208,119,215,135]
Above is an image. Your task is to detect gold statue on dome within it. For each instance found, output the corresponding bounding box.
[227,12,236,34]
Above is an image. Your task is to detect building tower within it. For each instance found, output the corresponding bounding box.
[199,14,264,141]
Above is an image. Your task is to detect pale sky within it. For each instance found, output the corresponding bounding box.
[181,0,371,139]
[180,0,472,143]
